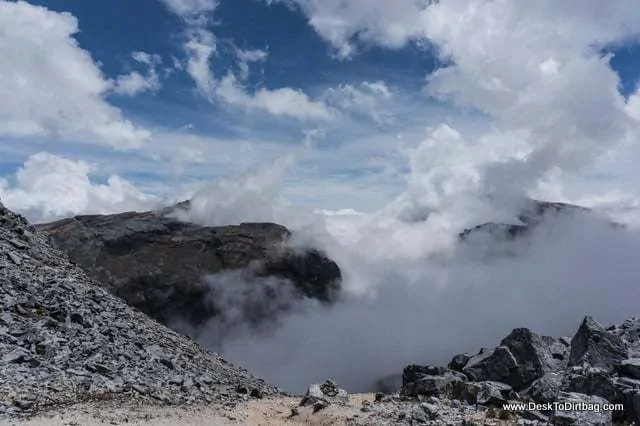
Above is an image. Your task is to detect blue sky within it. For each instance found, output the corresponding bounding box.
[2,0,640,223]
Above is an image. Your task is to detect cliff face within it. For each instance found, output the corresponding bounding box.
[36,207,342,327]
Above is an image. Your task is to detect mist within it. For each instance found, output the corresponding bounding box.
[170,0,640,392]
[175,186,640,394]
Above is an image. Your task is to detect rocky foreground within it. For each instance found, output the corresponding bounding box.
[2,199,640,425]
[0,201,281,418]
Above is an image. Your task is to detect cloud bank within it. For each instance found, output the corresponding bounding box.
[0,1,152,150]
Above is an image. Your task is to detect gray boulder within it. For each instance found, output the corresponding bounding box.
[568,316,627,370]
[564,366,620,404]
[500,328,567,387]
[401,365,466,398]
[462,346,518,385]
[617,358,640,380]
[300,380,348,410]
[550,392,612,426]
[462,328,566,391]
[622,389,640,425]
[524,372,564,404]
[448,353,472,372]
[611,317,640,353]
[449,381,517,406]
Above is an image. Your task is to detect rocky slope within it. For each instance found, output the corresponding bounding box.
[0,201,281,418]
[389,315,640,425]
[36,202,341,327]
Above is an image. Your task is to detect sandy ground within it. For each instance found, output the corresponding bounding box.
[0,394,380,426]
[1,394,502,426]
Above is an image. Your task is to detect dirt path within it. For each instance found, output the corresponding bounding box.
[0,394,379,426]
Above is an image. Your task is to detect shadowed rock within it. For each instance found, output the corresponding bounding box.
[568,316,628,370]
[36,205,342,327]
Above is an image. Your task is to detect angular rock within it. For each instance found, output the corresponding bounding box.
[617,358,640,380]
[448,353,472,372]
[622,389,640,425]
[565,366,620,404]
[300,380,348,408]
[462,346,518,385]
[612,317,640,353]
[568,316,628,370]
[524,372,564,404]
[0,202,281,416]
[401,365,465,398]
[449,381,517,406]
[499,328,566,389]
[550,392,612,426]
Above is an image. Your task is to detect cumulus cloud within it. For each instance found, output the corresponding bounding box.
[0,0,151,150]
[0,152,160,223]
[111,52,162,96]
[215,73,336,121]
[170,155,319,228]
[265,0,429,58]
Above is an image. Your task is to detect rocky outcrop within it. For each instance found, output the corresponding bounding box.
[0,201,280,417]
[400,315,640,424]
[459,200,599,241]
[568,316,628,369]
[457,328,567,392]
[36,205,342,327]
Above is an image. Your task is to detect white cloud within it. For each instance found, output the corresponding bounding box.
[0,1,151,150]
[626,85,640,120]
[184,29,217,98]
[323,80,393,125]
[162,0,330,122]
[0,152,161,223]
[111,52,162,96]
[266,0,429,58]
[235,48,268,80]
[159,0,219,19]
[215,73,336,121]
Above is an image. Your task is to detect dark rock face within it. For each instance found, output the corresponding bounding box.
[36,207,342,327]
[568,316,628,370]
[618,358,640,380]
[401,365,465,398]
[460,329,566,391]
[462,346,519,385]
[0,201,280,416]
[447,353,472,372]
[524,372,564,404]
[499,328,567,389]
